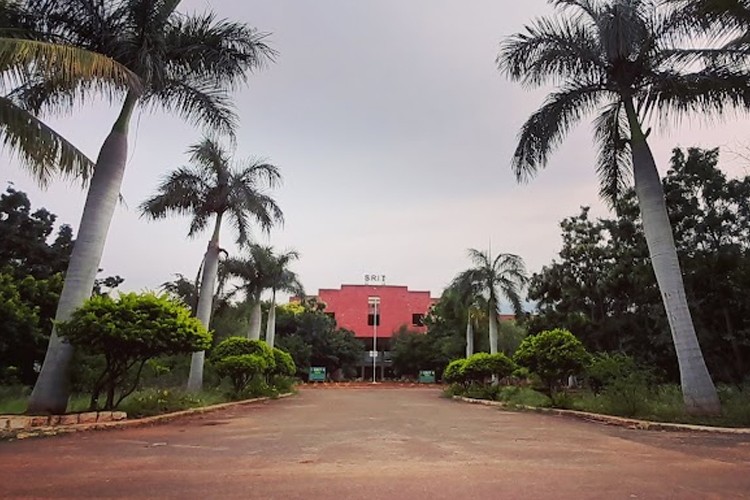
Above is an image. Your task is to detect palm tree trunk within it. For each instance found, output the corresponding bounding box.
[488,299,499,355]
[265,289,277,347]
[248,298,262,340]
[27,92,138,415]
[187,213,223,392]
[465,314,474,358]
[624,98,720,416]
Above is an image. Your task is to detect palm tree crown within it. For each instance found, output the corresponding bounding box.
[140,137,283,245]
[452,249,528,354]
[11,0,275,140]
[498,0,750,204]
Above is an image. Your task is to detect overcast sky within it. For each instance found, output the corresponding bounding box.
[3,0,750,304]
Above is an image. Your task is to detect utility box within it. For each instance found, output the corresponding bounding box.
[418,370,436,384]
[308,366,326,382]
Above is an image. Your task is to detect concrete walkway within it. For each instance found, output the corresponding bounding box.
[2,387,749,499]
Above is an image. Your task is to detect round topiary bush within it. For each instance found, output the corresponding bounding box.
[513,328,590,395]
[211,337,276,396]
[462,353,517,384]
[271,348,296,378]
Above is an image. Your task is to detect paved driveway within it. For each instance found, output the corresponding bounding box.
[2,387,749,499]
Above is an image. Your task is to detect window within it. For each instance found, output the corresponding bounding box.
[412,313,425,326]
[367,313,380,326]
[367,297,380,326]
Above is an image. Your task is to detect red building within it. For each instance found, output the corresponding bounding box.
[311,284,438,379]
[317,284,437,340]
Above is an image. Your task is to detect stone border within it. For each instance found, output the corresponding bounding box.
[1,393,295,440]
[453,396,750,435]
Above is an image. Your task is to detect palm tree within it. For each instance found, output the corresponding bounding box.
[264,249,304,348]
[223,244,276,342]
[24,0,275,413]
[668,0,750,45]
[141,138,283,392]
[451,249,527,355]
[497,0,750,415]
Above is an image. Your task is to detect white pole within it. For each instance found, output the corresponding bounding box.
[372,299,378,383]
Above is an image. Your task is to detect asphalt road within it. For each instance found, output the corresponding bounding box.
[2,387,750,499]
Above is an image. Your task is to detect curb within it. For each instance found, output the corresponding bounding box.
[2,392,295,441]
[453,396,750,435]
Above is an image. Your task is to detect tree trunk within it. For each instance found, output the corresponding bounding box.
[488,299,498,355]
[187,213,223,392]
[248,298,262,340]
[266,290,277,347]
[465,314,474,358]
[624,98,720,416]
[26,93,137,415]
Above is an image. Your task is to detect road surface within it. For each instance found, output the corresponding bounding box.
[2,387,749,499]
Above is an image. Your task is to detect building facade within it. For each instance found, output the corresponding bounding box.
[313,284,438,379]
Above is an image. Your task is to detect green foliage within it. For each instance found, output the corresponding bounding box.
[391,327,447,378]
[58,293,211,410]
[463,352,516,383]
[514,329,591,394]
[443,359,468,385]
[119,388,210,418]
[527,148,750,383]
[497,386,553,408]
[211,337,276,396]
[275,309,363,378]
[586,353,640,394]
[271,348,296,378]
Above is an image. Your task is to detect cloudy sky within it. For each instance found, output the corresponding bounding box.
[4,0,750,303]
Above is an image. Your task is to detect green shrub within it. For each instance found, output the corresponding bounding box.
[600,371,653,417]
[586,353,639,394]
[497,386,552,407]
[211,337,276,397]
[58,292,211,411]
[271,348,296,378]
[513,328,590,395]
[462,352,516,383]
[443,358,468,385]
[119,388,221,418]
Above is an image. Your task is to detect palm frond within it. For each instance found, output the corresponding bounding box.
[498,15,604,87]
[512,83,607,181]
[593,100,632,205]
[144,78,237,137]
[139,166,207,219]
[0,94,93,185]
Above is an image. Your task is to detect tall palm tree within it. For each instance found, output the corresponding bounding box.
[451,249,527,355]
[24,0,275,413]
[141,138,283,392]
[497,0,750,414]
[264,249,304,348]
[223,244,276,342]
[668,0,750,45]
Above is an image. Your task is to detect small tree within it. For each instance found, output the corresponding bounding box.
[212,337,275,397]
[57,293,211,411]
[514,329,590,396]
[270,348,296,378]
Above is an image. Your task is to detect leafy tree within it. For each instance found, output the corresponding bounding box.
[529,147,750,384]
[391,327,443,378]
[57,293,211,411]
[450,249,527,355]
[0,187,73,279]
[514,329,591,396]
[211,337,275,396]
[270,348,296,378]
[274,307,363,378]
[497,0,750,414]
[141,138,283,392]
[27,0,275,414]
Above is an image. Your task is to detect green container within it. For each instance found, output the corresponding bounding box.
[418,370,436,384]
[308,366,326,382]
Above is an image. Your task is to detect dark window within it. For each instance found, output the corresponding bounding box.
[367,314,380,326]
[412,313,425,326]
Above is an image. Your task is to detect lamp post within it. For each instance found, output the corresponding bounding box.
[368,296,380,383]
